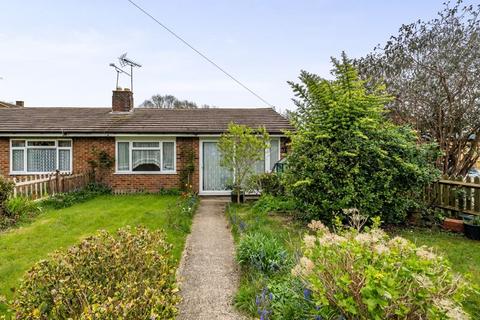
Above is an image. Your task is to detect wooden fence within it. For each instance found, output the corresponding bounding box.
[12,171,91,200]
[426,176,480,217]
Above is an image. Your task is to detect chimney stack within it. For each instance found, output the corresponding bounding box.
[112,88,133,113]
[15,101,24,107]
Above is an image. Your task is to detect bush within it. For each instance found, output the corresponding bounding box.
[41,183,111,209]
[293,220,469,319]
[11,227,180,319]
[249,173,285,196]
[0,197,41,230]
[0,175,14,215]
[253,195,297,215]
[237,233,290,274]
[258,276,316,320]
[285,55,439,224]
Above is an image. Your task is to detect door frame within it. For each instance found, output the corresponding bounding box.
[199,138,231,196]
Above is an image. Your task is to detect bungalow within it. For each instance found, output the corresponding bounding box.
[0,89,292,195]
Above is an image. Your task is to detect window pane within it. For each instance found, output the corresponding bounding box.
[117,142,130,171]
[132,150,160,171]
[254,153,265,173]
[12,149,24,171]
[12,140,25,147]
[58,140,72,147]
[59,149,71,171]
[27,149,56,172]
[133,142,159,148]
[162,142,175,171]
[27,141,55,147]
[269,139,280,170]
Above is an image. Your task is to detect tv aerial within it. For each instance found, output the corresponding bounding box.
[109,53,142,91]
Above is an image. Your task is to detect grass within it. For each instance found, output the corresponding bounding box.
[0,193,194,314]
[228,202,480,319]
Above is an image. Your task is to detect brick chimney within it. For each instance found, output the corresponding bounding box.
[15,101,24,107]
[112,88,133,112]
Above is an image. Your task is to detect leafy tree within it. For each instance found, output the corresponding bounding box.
[139,94,212,109]
[285,54,440,224]
[357,0,480,176]
[218,123,270,203]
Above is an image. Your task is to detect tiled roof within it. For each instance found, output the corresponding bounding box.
[0,107,293,135]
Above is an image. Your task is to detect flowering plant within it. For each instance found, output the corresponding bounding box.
[293,219,469,319]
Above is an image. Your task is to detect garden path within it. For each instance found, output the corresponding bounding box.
[177,197,247,320]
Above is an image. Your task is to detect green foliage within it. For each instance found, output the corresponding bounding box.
[41,183,111,210]
[294,220,469,319]
[0,197,41,231]
[165,192,199,233]
[218,123,270,202]
[0,176,14,216]
[10,227,180,319]
[253,195,297,215]
[285,54,440,224]
[237,232,290,274]
[249,172,285,196]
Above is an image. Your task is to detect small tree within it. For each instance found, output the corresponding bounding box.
[218,123,270,203]
[285,54,440,223]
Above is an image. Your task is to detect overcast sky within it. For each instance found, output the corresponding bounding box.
[0,0,470,112]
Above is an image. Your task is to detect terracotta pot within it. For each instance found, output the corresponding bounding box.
[442,218,464,233]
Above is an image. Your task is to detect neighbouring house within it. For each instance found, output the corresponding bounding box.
[0,89,292,195]
[0,100,23,108]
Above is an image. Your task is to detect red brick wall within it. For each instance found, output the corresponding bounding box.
[0,137,200,193]
[0,138,9,176]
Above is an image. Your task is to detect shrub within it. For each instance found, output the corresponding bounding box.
[11,227,180,319]
[293,220,469,319]
[249,173,285,196]
[237,233,290,274]
[0,175,14,215]
[257,276,316,320]
[41,183,111,209]
[284,55,439,224]
[253,195,297,215]
[0,197,42,230]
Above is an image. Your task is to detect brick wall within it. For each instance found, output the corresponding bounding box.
[0,138,9,175]
[0,137,200,193]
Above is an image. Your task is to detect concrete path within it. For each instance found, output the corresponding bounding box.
[177,197,247,320]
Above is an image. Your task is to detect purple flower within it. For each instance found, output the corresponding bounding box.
[303,288,312,301]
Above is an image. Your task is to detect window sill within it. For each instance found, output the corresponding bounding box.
[114,171,177,175]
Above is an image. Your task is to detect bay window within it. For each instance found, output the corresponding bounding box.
[10,139,72,174]
[116,140,176,173]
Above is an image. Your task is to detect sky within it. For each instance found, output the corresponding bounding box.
[0,0,470,112]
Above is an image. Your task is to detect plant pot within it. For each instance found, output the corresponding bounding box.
[231,192,244,203]
[442,218,464,233]
[464,222,480,240]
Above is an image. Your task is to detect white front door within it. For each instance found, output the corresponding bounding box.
[200,141,232,195]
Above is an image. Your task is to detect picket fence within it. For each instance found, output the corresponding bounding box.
[426,176,480,217]
[12,171,91,200]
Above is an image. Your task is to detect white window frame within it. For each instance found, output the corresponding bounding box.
[115,138,176,174]
[199,138,282,195]
[10,138,73,175]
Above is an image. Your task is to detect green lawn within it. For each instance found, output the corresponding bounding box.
[229,202,480,318]
[0,194,193,314]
